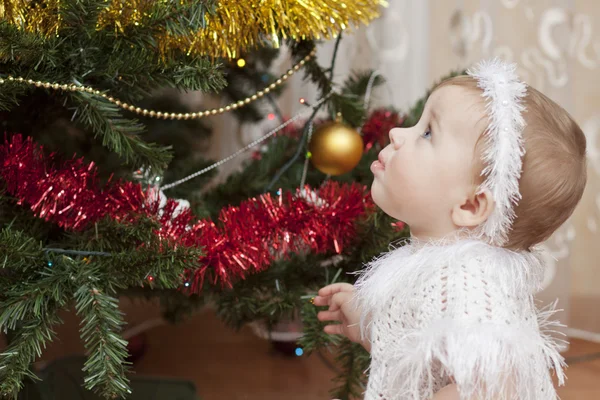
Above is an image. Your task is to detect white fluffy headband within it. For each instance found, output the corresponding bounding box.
[467,58,527,246]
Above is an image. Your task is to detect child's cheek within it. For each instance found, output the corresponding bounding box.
[388,155,414,187]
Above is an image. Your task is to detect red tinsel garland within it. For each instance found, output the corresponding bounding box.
[0,135,145,229]
[0,135,372,291]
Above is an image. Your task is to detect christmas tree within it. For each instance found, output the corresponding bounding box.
[0,1,391,398]
[0,1,464,399]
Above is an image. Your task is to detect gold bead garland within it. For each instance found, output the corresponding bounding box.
[0,50,315,120]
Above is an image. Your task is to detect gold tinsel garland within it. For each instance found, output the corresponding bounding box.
[170,0,387,58]
[1,0,387,58]
[0,0,61,35]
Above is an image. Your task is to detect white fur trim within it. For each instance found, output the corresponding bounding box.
[467,59,527,246]
[380,312,565,399]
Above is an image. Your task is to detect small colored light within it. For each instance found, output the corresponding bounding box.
[148,276,154,282]
[184,282,190,287]
[295,347,304,356]
[237,58,246,68]
[276,189,282,196]
[306,151,312,159]
[299,98,306,104]
[47,261,53,267]
[267,113,275,120]
[155,176,161,182]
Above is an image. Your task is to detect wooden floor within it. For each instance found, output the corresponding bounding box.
[4,305,600,399]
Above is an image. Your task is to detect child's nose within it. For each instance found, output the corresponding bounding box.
[389,128,405,149]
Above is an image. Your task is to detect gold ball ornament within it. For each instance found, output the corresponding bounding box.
[308,121,364,176]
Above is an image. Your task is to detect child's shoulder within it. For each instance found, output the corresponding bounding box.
[445,240,545,295]
[405,242,546,325]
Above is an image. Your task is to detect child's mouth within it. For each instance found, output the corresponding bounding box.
[371,153,385,172]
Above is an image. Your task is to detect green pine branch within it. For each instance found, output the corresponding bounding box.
[0,258,72,399]
[74,268,131,399]
[0,308,63,399]
[69,92,173,172]
[0,23,61,70]
[342,71,386,99]
[70,237,202,399]
[289,40,331,97]
[137,1,216,39]
[96,47,225,98]
[166,58,226,92]
[67,215,203,288]
[0,266,70,331]
[0,82,32,112]
[105,247,194,290]
[0,228,43,273]
[214,254,329,330]
[300,301,369,400]
[59,0,111,31]
[328,92,365,127]
[337,70,386,127]
[299,298,342,352]
[69,216,162,253]
[0,212,204,398]
[329,340,370,400]
[287,39,384,128]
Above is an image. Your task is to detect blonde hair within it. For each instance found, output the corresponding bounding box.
[436,76,587,250]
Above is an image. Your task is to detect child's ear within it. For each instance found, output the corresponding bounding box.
[451,188,495,228]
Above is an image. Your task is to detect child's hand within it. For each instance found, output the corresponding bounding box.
[313,283,364,346]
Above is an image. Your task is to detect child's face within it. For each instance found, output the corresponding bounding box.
[370,85,487,239]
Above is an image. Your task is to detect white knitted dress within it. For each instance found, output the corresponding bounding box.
[354,239,566,400]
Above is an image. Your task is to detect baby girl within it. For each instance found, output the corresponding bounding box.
[314,59,587,399]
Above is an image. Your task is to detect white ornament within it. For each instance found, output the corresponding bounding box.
[146,186,190,218]
[146,186,167,211]
[298,188,327,208]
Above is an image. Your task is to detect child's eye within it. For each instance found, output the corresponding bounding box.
[421,128,432,140]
